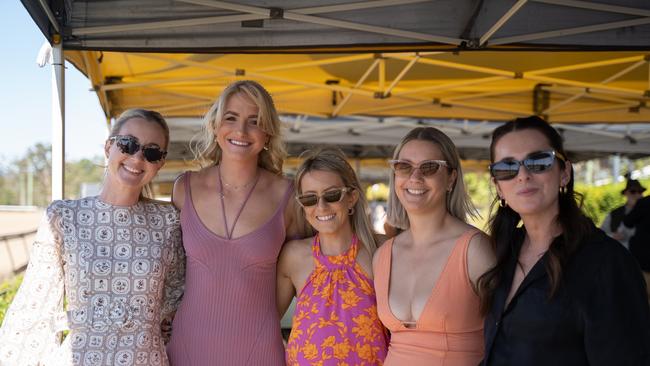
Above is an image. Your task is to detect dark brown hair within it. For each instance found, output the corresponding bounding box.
[477,116,592,314]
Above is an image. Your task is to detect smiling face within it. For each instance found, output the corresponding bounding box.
[214,92,269,163]
[394,139,456,216]
[105,117,167,191]
[492,128,571,218]
[299,170,358,236]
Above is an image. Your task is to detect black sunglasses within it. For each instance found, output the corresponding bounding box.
[296,187,352,207]
[489,150,565,181]
[109,135,167,163]
[389,159,448,177]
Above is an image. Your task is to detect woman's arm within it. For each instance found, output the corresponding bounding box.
[171,172,187,210]
[276,241,298,318]
[467,232,496,292]
[0,203,66,365]
[160,215,185,344]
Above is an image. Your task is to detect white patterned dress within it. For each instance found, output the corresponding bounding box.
[0,196,185,366]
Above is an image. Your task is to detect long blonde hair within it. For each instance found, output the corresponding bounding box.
[191,80,285,174]
[387,127,478,229]
[294,147,378,254]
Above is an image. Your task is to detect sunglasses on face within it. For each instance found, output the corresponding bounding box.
[489,150,565,181]
[296,187,352,207]
[627,190,643,195]
[109,135,167,163]
[389,159,449,177]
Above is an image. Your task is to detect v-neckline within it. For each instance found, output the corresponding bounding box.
[186,172,290,241]
[385,229,473,329]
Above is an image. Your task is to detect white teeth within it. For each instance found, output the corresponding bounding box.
[228,139,251,146]
[406,188,426,195]
[123,165,143,174]
[316,214,336,221]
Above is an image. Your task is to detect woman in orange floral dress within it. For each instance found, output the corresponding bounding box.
[277,147,389,365]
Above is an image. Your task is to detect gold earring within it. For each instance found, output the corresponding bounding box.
[499,198,507,208]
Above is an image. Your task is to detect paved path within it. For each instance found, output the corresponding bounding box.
[0,210,42,281]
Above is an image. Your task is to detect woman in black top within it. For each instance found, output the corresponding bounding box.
[479,116,650,366]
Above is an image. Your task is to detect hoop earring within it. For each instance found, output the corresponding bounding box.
[499,198,507,208]
[348,207,355,216]
[560,186,567,194]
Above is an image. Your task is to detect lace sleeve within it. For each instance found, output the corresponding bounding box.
[160,216,185,344]
[0,203,66,366]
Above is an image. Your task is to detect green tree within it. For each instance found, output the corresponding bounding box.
[64,158,104,199]
[0,143,104,206]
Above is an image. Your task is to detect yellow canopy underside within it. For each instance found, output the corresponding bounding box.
[66,50,650,124]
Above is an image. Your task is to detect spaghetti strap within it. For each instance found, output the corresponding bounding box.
[280,180,294,210]
[182,171,192,211]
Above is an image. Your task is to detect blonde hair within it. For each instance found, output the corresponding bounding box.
[387,127,478,229]
[294,147,378,254]
[107,108,169,199]
[191,80,285,174]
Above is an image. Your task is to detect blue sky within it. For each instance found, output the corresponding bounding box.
[0,2,107,164]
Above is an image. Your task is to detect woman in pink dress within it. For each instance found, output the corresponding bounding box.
[166,80,303,365]
[277,147,389,365]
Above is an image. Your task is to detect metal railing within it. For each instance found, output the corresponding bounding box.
[1,230,36,276]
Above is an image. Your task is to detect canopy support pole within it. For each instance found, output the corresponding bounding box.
[51,40,65,200]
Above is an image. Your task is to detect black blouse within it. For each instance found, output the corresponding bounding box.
[483,226,650,366]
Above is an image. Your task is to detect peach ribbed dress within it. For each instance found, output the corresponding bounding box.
[374,229,484,366]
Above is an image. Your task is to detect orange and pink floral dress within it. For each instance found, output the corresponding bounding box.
[286,234,389,365]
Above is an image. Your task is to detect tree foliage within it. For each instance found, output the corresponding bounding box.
[0,143,103,206]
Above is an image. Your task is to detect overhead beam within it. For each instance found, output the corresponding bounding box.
[527,55,648,76]
[180,0,464,45]
[384,55,420,97]
[543,59,647,113]
[293,0,431,14]
[391,76,510,97]
[332,59,380,117]
[254,54,373,73]
[480,0,528,46]
[72,14,262,36]
[37,0,61,33]
[532,0,650,17]
[490,17,650,45]
[386,54,515,77]
[100,73,230,91]
[524,74,645,97]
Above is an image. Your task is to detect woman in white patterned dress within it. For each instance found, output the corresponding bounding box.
[0,109,185,366]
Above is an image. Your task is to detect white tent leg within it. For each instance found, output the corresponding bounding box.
[51,41,65,200]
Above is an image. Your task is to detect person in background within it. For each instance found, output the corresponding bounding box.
[277,147,388,365]
[166,80,303,365]
[374,127,494,365]
[0,109,185,366]
[600,178,644,249]
[481,116,650,366]
[623,180,650,302]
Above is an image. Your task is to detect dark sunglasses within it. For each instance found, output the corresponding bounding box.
[489,150,565,181]
[109,135,167,163]
[296,187,352,207]
[627,190,643,195]
[389,159,448,177]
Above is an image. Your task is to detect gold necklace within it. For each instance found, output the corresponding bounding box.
[217,165,259,197]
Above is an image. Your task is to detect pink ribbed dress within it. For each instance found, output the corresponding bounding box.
[166,172,292,365]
